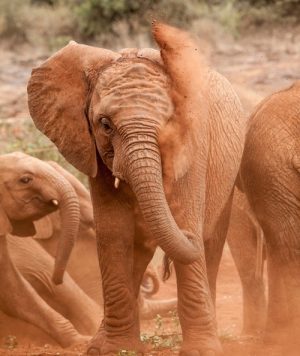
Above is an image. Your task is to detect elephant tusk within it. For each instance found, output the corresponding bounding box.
[52,199,59,206]
[114,177,120,189]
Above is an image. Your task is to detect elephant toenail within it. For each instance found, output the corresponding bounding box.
[87,347,100,355]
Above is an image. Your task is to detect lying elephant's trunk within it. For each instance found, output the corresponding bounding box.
[43,166,80,285]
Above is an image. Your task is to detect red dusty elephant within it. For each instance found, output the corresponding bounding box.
[28,23,246,355]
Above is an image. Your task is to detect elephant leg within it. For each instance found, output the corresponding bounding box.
[263,214,300,351]
[133,238,177,320]
[174,249,222,356]
[227,214,266,335]
[8,236,100,336]
[133,239,159,320]
[0,238,88,347]
[204,233,226,304]
[205,195,233,304]
[133,237,156,298]
[87,177,143,356]
[264,245,288,344]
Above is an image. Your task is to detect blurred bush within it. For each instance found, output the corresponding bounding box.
[0,0,299,47]
[0,0,76,48]
[75,0,201,38]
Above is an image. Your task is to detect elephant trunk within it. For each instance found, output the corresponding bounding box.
[123,129,200,264]
[43,168,80,285]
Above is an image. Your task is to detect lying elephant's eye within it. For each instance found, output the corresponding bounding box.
[100,117,113,134]
[19,176,32,184]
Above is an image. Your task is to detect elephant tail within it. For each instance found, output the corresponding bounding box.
[162,254,173,282]
[235,170,245,193]
[255,227,265,281]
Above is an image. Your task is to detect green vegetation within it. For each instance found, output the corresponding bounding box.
[3,335,18,350]
[140,312,182,351]
[1,0,299,49]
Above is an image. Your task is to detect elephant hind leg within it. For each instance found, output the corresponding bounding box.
[0,238,88,347]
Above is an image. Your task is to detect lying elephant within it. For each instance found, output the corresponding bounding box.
[0,151,92,347]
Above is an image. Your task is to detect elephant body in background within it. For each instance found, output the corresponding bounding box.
[28,23,246,355]
[241,81,300,350]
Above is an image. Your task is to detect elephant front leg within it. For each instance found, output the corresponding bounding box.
[175,253,222,356]
[87,241,144,355]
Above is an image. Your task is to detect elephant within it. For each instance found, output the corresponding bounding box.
[240,80,300,351]
[27,23,246,355]
[0,151,94,346]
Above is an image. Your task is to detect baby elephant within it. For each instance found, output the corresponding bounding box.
[0,151,92,346]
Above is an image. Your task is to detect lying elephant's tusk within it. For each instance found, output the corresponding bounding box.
[52,199,59,206]
[114,177,120,189]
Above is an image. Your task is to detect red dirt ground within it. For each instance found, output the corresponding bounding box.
[0,246,285,355]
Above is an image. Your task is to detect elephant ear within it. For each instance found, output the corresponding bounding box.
[0,205,12,236]
[152,22,210,180]
[27,42,120,177]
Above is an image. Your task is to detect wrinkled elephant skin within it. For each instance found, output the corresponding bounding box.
[241,81,300,350]
[28,23,246,355]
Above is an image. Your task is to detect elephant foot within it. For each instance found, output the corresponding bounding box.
[179,338,222,356]
[87,330,145,356]
[59,333,91,348]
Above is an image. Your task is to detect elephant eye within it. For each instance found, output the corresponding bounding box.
[99,117,113,134]
[19,176,32,184]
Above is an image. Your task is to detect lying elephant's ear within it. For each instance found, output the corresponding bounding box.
[0,205,12,236]
[27,42,120,177]
[152,22,210,180]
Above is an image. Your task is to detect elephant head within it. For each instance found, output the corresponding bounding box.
[27,23,209,264]
[0,152,80,285]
